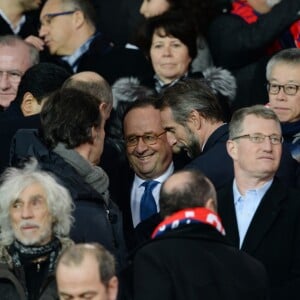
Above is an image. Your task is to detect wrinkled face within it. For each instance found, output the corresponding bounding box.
[150,30,192,84]
[39,0,77,55]
[10,183,53,246]
[0,45,32,108]
[139,0,170,18]
[268,62,300,123]
[124,106,173,180]
[160,107,201,158]
[19,0,42,11]
[57,254,118,300]
[227,115,282,181]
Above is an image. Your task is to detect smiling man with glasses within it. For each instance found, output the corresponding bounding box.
[39,0,112,72]
[217,105,300,300]
[266,48,300,162]
[120,98,174,248]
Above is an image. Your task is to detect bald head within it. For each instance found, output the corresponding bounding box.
[160,170,217,217]
[62,71,113,120]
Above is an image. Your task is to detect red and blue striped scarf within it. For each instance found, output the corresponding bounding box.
[152,207,225,239]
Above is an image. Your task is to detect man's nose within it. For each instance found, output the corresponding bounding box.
[21,204,34,219]
[0,72,11,90]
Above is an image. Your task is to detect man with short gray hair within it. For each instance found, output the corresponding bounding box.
[218,105,300,300]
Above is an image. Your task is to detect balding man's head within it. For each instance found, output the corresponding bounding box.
[63,71,113,121]
[160,170,217,217]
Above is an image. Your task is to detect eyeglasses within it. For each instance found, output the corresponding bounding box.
[231,133,283,145]
[267,83,300,96]
[40,10,77,27]
[0,70,23,83]
[125,131,166,147]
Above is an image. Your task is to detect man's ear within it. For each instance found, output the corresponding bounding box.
[226,139,238,160]
[21,92,36,116]
[107,276,118,300]
[99,102,112,121]
[73,10,85,29]
[205,198,217,212]
[187,109,202,130]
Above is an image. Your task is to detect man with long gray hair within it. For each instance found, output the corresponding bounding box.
[0,159,73,299]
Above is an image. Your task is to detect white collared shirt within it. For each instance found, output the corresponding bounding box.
[233,179,273,248]
[131,162,174,227]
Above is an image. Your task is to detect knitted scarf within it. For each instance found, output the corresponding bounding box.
[9,237,61,298]
[152,207,225,239]
[53,142,110,203]
[231,0,300,53]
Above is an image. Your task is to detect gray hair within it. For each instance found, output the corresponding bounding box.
[56,243,116,286]
[0,159,74,245]
[229,105,281,139]
[0,35,39,66]
[156,78,224,125]
[266,48,300,80]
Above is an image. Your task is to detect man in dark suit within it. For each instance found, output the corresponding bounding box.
[38,0,153,84]
[156,78,234,190]
[120,98,174,249]
[133,169,269,300]
[217,104,300,300]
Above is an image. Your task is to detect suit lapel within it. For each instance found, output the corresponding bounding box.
[241,179,285,252]
[218,183,240,247]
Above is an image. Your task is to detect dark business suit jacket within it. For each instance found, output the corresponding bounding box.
[132,223,269,300]
[184,123,234,190]
[217,178,300,300]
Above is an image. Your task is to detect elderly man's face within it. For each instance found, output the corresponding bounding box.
[39,0,78,55]
[268,62,300,123]
[0,44,32,108]
[9,182,53,246]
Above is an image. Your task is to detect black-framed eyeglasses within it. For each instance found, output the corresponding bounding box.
[40,10,77,27]
[267,83,300,96]
[125,131,166,147]
[231,133,283,145]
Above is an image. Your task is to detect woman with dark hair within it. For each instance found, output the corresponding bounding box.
[139,0,228,72]
[135,11,235,121]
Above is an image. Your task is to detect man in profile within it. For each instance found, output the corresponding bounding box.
[56,243,118,300]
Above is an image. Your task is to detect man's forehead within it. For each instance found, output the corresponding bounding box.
[41,0,63,15]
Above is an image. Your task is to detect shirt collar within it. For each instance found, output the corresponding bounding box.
[61,33,95,72]
[233,178,273,205]
[0,9,26,34]
[134,162,174,188]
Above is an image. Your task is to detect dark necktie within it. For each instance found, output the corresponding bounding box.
[140,180,160,221]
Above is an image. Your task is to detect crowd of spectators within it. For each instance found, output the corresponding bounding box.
[0,0,300,299]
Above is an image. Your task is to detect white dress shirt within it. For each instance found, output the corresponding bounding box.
[233,179,273,248]
[131,162,174,227]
